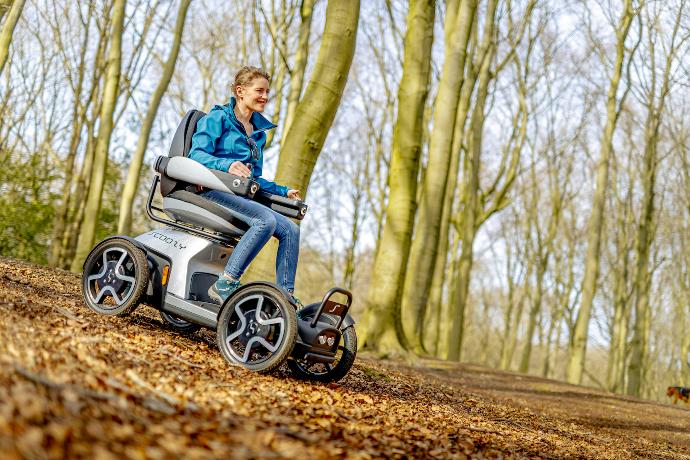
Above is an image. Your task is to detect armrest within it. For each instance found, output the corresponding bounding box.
[155,156,259,198]
[254,190,308,220]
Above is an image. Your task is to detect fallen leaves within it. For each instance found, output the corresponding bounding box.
[1,257,690,459]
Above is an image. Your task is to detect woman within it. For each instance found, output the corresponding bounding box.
[189,66,301,305]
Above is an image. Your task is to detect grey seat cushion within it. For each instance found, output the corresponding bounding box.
[163,190,248,238]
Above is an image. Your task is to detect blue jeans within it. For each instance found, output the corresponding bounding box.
[201,190,300,292]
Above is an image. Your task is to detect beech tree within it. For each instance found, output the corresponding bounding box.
[566,0,636,385]
[400,0,478,352]
[71,0,127,271]
[244,0,360,283]
[626,0,687,397]
[358,0,436,353]
[117,0,191,235]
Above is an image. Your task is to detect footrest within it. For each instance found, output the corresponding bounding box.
[311,287,352,329]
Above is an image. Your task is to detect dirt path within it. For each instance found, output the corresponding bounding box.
[1,257,689,459]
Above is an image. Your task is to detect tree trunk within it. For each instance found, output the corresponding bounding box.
[60,129,97,269]
[357,0,435,353]
[446,52,492,360]
[498,235,521,369]
[447,0,531,361]
[432,228,460,357]
[626,3,681,396]
[423,53,478,354]
[343,170,366,291]
[519,269,544,373]
[48,1,97,266]
[273,0,359,194]
[681,288,690,385]
[243,0,360,285]
[445,52,493,360]
[71,0,127,272]
[566,0,634,384]
[283,0,315,137]
[400,0,477,352]
[0,0,25,75]
[118,0,191,235]
[606,182,634,392]
[542,303,562,378]
[520,153,563,373]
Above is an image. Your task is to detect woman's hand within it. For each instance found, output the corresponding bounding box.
[229,161,251,178]
[287,189,301,200]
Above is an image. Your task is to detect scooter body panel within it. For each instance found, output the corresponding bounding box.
[135,228,232,299]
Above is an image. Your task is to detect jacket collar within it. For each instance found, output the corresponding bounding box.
[225,97,277,132]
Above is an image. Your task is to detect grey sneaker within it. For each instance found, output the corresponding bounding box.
[208,277,241,304]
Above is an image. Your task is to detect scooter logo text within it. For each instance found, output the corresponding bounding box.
[151,232,187,250]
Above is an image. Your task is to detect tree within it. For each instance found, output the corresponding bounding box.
[605,150,635,392]
[71,0,127,271]
[626,0,687,396]
[47,1,100,267]
[445,0,535,361]
[244,0,360,283]
[518,142,566,373]
[358,0,436,353]
[566,0,636,384]
[272,0,360,198]
[117,0,192,235]
[399,0,478,352]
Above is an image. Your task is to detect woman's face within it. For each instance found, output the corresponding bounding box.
[237,77,270,113]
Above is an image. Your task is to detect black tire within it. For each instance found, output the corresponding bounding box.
[81,238,148,317]
[216,284,297,373]
[159,311,201,333]
[287,325,357,383]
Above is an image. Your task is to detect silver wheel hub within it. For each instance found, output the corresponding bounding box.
[86,248,136,306]
[226,294,285,364]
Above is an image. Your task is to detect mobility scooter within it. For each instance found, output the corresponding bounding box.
[80,110,357,382]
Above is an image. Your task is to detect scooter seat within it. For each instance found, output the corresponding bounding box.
[162,190,249,238]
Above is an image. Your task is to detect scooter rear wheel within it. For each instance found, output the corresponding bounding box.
[82,238,148,317]
[216,284,297,373]
[159,311,201,333]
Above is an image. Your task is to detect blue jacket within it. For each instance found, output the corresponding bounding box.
[188,98,288,196]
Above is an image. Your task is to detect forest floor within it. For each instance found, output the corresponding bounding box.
[1,257,690,459]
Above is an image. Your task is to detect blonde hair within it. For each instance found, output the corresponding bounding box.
[232,66,271,96]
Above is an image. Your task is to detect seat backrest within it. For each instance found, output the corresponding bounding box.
[160,109,207,197]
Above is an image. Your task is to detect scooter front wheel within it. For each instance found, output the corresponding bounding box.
[81,238,148,317]
[216,284,297,373]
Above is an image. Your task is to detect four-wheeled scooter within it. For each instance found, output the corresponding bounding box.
[80,109,357,382]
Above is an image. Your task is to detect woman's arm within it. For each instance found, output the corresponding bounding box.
[189,110,234,171]
[249,158,287,196]
[255,177,289,196]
